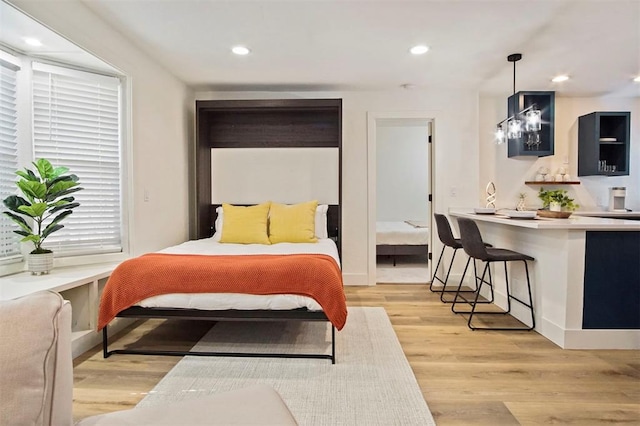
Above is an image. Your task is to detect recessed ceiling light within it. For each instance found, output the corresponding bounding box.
[410,45,429,55]
[552,75,570,83]
[24,37,42,47]
[231,46,250,55]
[633,75,640,83]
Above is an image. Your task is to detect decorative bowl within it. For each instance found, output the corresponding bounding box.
[503,210,537,219]
[537,209,572,219]
[474,207,496,214]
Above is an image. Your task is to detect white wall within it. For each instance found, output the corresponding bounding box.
[376,124,429,221]
[195,89,480,285]
[480,95,640,212]
[12,0,194,256]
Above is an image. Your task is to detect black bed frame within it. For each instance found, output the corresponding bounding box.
[102,98,343,363]
[376,244,429,266]
[102,307,336,364]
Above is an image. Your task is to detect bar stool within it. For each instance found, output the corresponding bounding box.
[430,214,490,303]
[451,218,535,331]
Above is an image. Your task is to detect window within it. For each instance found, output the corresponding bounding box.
[0,51,125,273]
[0,56,21,263]
[32,63,122,256]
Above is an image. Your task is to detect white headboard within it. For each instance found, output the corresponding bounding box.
[211,148,339,204]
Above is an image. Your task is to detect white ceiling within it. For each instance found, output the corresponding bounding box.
[0,1,118,74]
[3,0,640,97]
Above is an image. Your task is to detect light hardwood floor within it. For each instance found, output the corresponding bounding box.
[73,284,640,424]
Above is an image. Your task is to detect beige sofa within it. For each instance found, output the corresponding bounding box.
[0,291,297,425]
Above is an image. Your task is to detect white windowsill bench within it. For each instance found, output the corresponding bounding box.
[0,263,135,358]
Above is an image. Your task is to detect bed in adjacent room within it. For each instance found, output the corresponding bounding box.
[376,220,429,266]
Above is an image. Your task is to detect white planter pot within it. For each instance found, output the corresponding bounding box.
[550,202,562,212]
[28,252,54,275]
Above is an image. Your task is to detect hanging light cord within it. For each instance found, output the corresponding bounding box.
[513,59,516,94]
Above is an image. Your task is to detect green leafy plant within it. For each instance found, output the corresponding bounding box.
[2,159,82,254]
[538,188,579,211]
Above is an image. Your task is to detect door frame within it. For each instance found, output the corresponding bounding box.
[367,111,437,285]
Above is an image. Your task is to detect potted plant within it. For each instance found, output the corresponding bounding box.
[2,159,82,275]
[538,188,578,215]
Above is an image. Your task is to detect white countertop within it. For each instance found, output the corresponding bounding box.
[449,209,640,230]
[574,210,640,218]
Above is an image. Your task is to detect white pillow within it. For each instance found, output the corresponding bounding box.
[213,204,329,241]
[212,206,223,241]
[315,204,329,239]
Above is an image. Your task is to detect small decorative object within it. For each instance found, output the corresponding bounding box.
[2,159,83,275]
[535,166,550,182]
[544,174,554,182]
[485,182,496,208]
[516,193,527,211]
[537,188,578,219]
[563,174,572,182]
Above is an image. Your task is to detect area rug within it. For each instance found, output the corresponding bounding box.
[138,307,435,425]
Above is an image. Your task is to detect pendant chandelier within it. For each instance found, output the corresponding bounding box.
[495,54,542,144]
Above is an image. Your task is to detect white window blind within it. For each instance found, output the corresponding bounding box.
[33,63,122,255]
[0,58,21,262]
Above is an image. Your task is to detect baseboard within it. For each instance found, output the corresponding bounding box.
[538,318,640,349]
[563,329,640,349]
[343,273,371,286]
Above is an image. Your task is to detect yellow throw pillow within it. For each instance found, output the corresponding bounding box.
[220,202,271,244]
[269,200,318,244]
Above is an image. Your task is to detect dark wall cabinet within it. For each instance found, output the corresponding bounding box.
[507,91,555,158]
[578,112,630,177]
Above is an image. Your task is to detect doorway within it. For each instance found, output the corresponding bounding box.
[367,112,434,285]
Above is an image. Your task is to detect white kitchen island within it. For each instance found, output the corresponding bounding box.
[449,209,640,349]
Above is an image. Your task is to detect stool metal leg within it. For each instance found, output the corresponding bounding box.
[464,259,535,331]
[451,259,494,314]
[524,260,535,329]
[432,247,477,304]
[429,245,448,292]
[440,255,473,303]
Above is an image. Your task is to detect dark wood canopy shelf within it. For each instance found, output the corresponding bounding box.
[194,98,342,245]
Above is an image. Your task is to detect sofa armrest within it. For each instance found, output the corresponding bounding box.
[0,291,73,426]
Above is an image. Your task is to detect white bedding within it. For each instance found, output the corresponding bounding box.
[137,238,340,311]
[376,221,429,246]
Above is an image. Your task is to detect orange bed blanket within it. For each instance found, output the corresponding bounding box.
[98,253,347,330]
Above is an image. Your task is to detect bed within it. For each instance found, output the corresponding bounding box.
[376,221,429,266]
[100,204,345,363]
[100,99,344,363]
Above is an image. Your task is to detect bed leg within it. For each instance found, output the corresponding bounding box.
[102,326,110,358]
[331,326,336,365]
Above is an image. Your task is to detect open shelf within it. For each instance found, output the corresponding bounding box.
[578,112,630,176]
[525,181,580,185]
